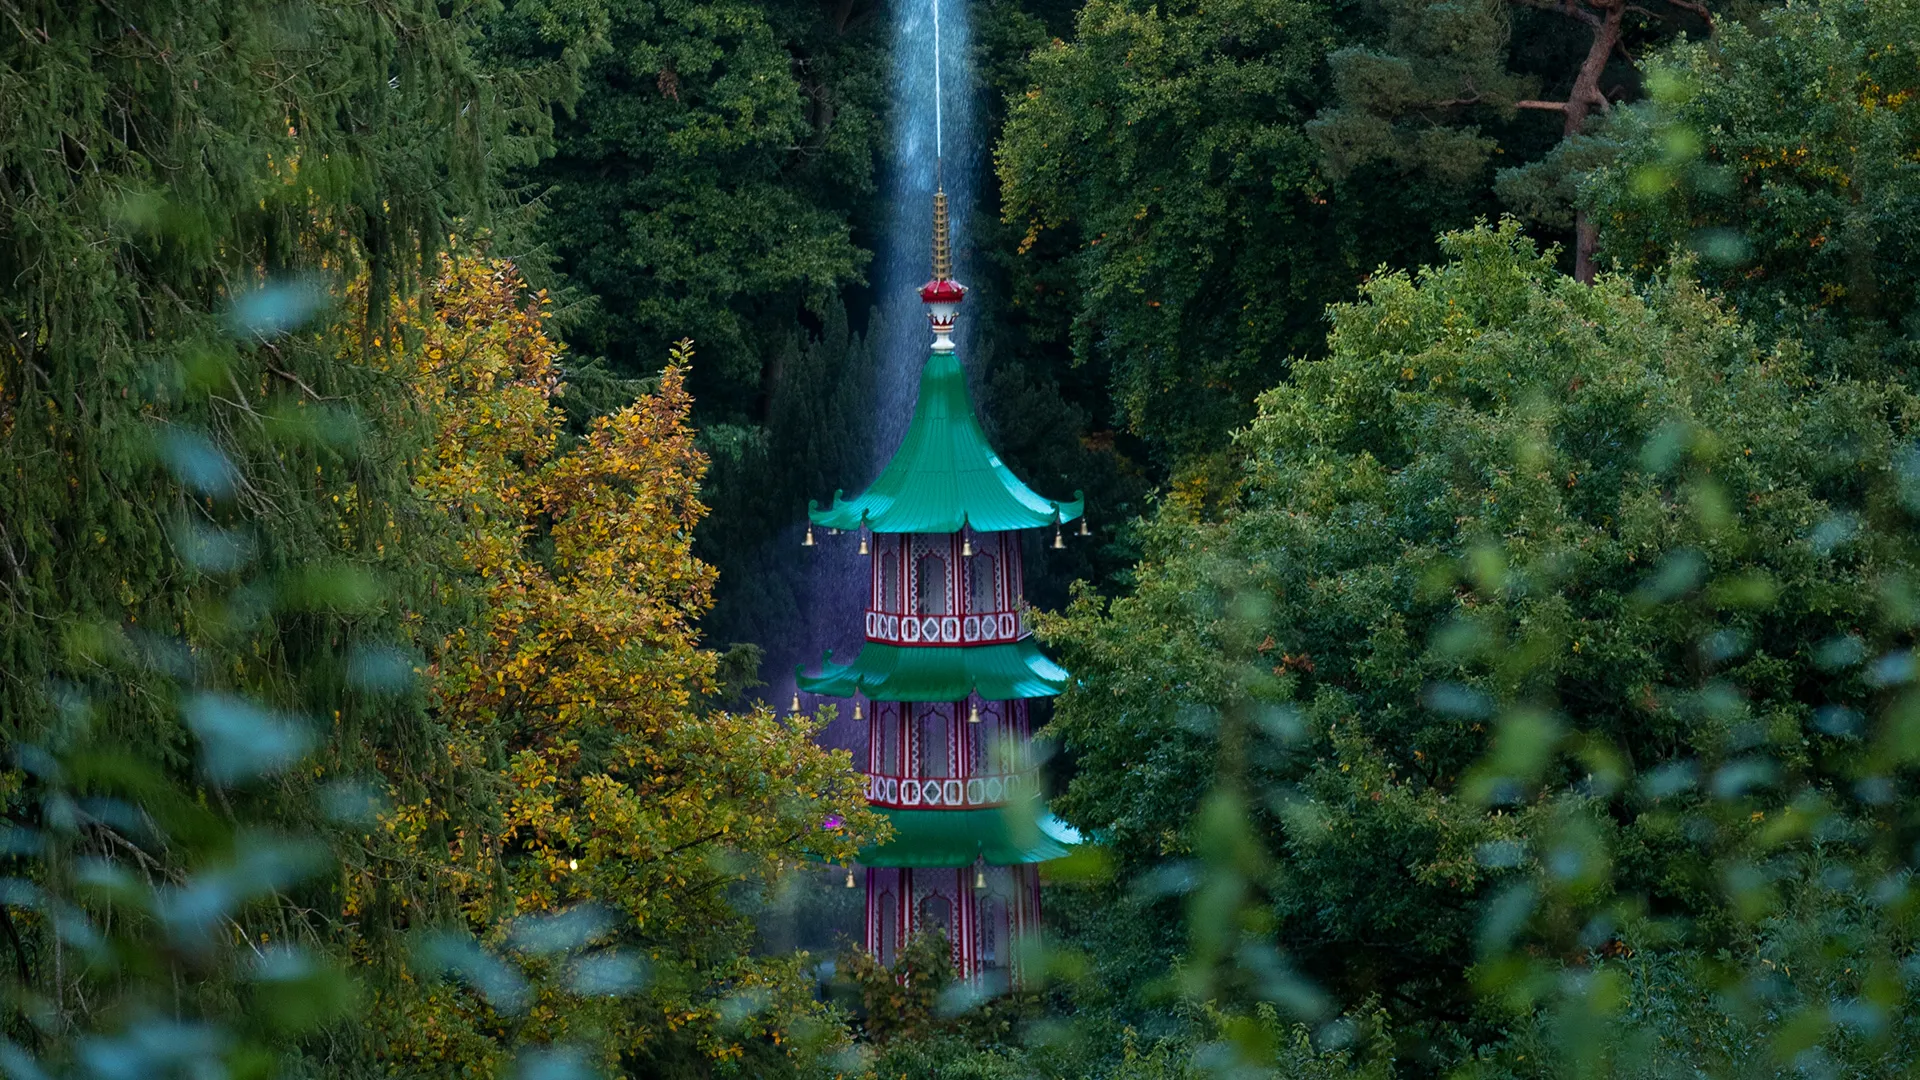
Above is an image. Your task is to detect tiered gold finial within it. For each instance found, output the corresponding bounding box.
[932,188,953,281]
[920,189,966,351]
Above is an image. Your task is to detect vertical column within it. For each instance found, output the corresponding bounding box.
[955,866,976,978]
[901,867,915,957]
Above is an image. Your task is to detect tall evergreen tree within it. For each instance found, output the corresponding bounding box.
[1310,0,1714,280]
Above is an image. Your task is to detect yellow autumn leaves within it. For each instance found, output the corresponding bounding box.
[344,251,880,1069]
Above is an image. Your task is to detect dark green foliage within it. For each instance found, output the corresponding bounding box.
[993,0,1501,465]
[516,0,886,416]
[862,998,1395,1079]
[699,301,876,649]
[1585,0,1920,377]
[0,1,585,1071]
[1037,222,1920,1068]
[1312,0,1714,280]
[994,0,1339,461]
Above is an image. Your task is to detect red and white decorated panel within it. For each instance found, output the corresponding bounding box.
[862,770,1041,809]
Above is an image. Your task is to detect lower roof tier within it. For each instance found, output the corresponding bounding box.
[856,806,1083,868]
[795,638,1068,702]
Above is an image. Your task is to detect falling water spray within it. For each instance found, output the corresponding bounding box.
[874,0,975,452]
[755,0,979,957]
[792,0,976,761]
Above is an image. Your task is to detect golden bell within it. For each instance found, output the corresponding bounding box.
[974,866,986,889]
[961,532,973,557]
[1077,517,1090,537]
[968,700,980,724]
[852,698,864,721]
[1052,527,1065,550]
[829,528,840,536]
[803,524,815,547]
[846,869,856,889]
[859,533,870,556]
[790,691,802,713]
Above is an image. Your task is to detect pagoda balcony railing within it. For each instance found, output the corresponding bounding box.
[865,609,1027,647]
[864,769,1041,809]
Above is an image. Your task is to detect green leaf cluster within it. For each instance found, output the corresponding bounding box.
[1585,0,1920,376]
[1036,220,1920,1068]
[516,0,886,414]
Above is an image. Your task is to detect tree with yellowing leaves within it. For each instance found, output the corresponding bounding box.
[350,251,879,1075]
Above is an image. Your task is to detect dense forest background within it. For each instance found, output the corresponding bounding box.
[3,0,1919,1076]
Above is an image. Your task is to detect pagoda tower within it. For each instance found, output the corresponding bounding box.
[798,188,1083,982]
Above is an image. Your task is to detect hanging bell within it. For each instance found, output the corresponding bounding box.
[1052,526,1065,550]
[803,523,815,547]
[829,528,840,536]
[859,532,870,556]
[790,691,802,714]
[846,869,857,889]
[974,864,986,889]
[852,697,864,721]
[961,528,973,557]
[1077,516,1090,537]
[968,700,980,724]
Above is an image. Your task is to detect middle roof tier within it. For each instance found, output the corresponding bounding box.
[796,639,1069,701]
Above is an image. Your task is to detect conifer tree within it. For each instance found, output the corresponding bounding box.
[1309,0,1713,281]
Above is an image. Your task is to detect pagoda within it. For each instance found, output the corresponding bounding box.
[798,188,1083,981]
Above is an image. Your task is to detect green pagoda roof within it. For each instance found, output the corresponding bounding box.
[809,351,1083,533]
[857,807,1083,867]
[796,639,1068,702]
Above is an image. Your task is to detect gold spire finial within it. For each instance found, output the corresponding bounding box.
[932,188,952,281]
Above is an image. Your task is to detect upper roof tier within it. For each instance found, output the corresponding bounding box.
[807,350,1084,533]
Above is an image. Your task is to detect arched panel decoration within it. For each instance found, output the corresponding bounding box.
[920,893,953,941]
[979,892,1012,970]
[877,702,901,775]
[918,703,951,778]
[878,891,898,966]
[968,553,998,614]
[916,553,949,615]
[880,552,901,613]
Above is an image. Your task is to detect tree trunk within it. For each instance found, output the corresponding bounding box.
[1565,1,1623,283]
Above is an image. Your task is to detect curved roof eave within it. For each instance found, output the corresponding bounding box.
[794,639,1069,702]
